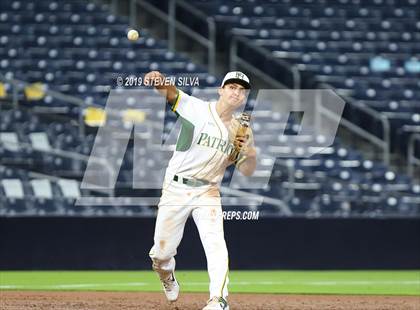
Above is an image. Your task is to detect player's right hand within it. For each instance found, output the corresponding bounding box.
[144,71,164,86]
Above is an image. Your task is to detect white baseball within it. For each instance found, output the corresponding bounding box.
[127,29,139,41]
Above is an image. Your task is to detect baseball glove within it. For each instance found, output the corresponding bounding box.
[227,114,254,163]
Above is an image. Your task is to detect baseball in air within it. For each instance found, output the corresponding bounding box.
[127,29,139,41]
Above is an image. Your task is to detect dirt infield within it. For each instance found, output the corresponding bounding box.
[1,291,419,310]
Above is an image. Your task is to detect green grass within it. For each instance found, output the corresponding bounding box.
[0,271,419,296]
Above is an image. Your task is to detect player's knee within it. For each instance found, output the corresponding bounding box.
[149,251,167,262]
[149,251,170,272]
[150,256,175,276]
[149,244,173,262]
[150,255,171,268]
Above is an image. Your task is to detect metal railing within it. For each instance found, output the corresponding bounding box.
[129,0,216,75]
[0,73,89,137]
[230,35,300,90]
[0,73,163,133]
[318,83,391,165]
[227,37,392,164]
[0,139,115,196]
[0,74,118,190]
[169,0,216,75]
[408,133,420,178]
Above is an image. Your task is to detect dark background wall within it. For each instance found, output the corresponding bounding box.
[1,217,419,270]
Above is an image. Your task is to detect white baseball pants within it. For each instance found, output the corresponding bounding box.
[149,179,229,299]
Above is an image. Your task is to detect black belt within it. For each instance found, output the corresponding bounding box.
[173,175,210,187]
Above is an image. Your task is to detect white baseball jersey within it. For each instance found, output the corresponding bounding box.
[164,90,236,184]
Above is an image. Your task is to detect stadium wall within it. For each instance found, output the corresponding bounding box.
[1,217,419,270]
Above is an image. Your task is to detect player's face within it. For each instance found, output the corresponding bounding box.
[219,83,248,108]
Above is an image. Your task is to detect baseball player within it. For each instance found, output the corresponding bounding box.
[144,70,256,310]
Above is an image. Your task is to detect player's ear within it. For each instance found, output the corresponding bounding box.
[218,87,223,97]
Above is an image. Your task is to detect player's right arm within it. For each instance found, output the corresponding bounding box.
[144,71,178,104]
[145,71,202,120]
